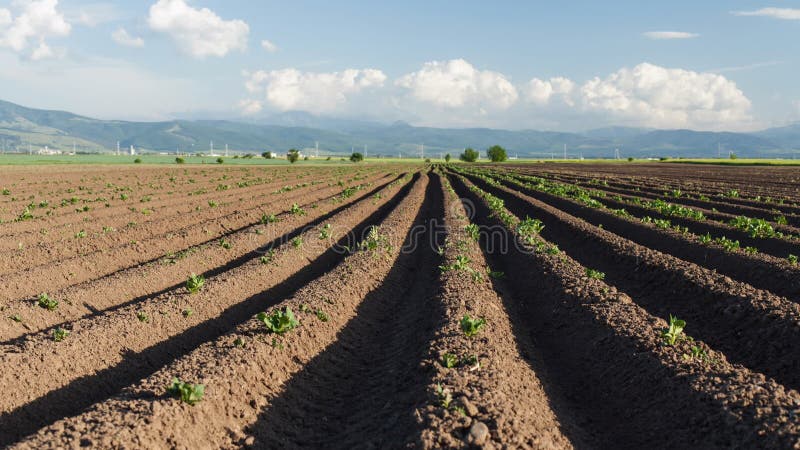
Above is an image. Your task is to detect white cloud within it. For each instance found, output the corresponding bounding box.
[237,98,263,115]
[0,0,71,59]
[147,0,249,58]
[580,63,752,129]
[732,8,800,20]
[525,76,575,105]
[396,59,518,110]
[643,31,699,40]
[112,27,144,48]
[68,3,121,27]
[260,39,277,53]
[242,68,387,113]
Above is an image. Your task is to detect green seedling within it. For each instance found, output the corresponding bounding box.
[136,311,150,323]
[208,200,218,208]
[182,309,193,318]
[517,217,545,243]
[315,309,329,322]
[661,315,686,346]
[585,268,605,280]
[441,353,458,368]
[464,223,480,241]
[299,303,311,313]
[318,223,332,239]
[257,307,299,334]
[75,230,87,239]
[260,213,278,224]
[460,315,486,338]
[166,378,204,405]
[699,233,712,245]
[360,226,388,252]
[233,337,245,348]
[789,254,798,266]
[291,236,303,248]
[435,384,452,408]
[9,314,22,322]
[186,273,205,294]
[684,345,709,362]
[53,327,70,342]
[440,255,470,272]
[486,268,505,279]
[290,203,306,216]
[37,293,58,311]
[219,238,232,249]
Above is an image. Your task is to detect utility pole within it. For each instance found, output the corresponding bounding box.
[315,141,319,158]
[210,141,214,154]
[225,144,229,158]
[563,144,567,160]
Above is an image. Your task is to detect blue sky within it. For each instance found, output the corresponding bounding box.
[1,0,798,131]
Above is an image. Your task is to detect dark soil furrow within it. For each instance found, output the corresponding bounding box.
[448,172,800,449]
[247,174,443,449]
[461,172,800,392]
[0,173,419,446]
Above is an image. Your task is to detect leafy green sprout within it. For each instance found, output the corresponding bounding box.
[440,255,470,272]
[435,384,453,408]
[53,327,70,342]
[9,314,22,323]
[464,223,480,241]
[299,303,311,313]
[461,354,480,369]
[441,353,458,368]
[460,315,486,338]
[186,273,205,294]
[789,254,798,266]
[182,309,193,318]
[233,337,245,348]
[661,315,686,346]
[315,309,329,322]
[290,203,306,216]
[291,236,303,248]
[486,268,505,279]
[257,307,299,334]
[37,293,58,311]
[166,378,205,405]
[136,311,149,323]
[260,213,278,224]
[585,268,605,280]
[319,223,332,239]
[219,238,232,249]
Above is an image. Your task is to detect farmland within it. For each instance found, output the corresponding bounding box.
[0,161,799,448]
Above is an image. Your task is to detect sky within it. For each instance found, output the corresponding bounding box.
[0,0,799,131]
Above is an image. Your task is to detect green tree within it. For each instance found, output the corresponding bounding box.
[216,157,224,164]
[262,151,273,159]
[486,145,507,162]
[445,153,451,163]
[287,149,300,163]
[350,152,364,162]
[460,148,479,162]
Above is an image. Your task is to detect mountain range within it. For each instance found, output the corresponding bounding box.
[1,99,799,158]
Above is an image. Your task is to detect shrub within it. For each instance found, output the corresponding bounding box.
[486,145,507,162]
[175,157,185,164]
[445,154,451,163]
[216,157,224,164]
[350,152,364,163]
[287,149,300,163]
[134,158,142,164]
[460,148,479,162]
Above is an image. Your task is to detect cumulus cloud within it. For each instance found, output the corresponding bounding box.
[147,0,248,58]
[732,8,800,20]
[580,63,752,129]
[643,31,699,40]
[261,39,278,53]
[525,76,575,105]
[241,68,387,113]
[112,27,144,48]
[396,59,518,110]
[0,0,71,59]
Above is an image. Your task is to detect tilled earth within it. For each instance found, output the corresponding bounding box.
[1,162,799,449]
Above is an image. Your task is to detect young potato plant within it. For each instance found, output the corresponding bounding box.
[315,309,329,322]
[585,268,605,280]
[789,254,798,266]
[441,353,458,368]
[53,327,70,342]
[136,311,150,323]
[37,293,58,311]
[291,236,303,248]
[219,238,232,249]
[440,255,470,272]
[166,378,205,405]
[318,223,332,240]
[460,315,486,338]
[186,273,205,294]
[290,203,306,216]
[661,315,686,346]
[257,306,299,334]
[464,223,480,241]
[517,217,545,244]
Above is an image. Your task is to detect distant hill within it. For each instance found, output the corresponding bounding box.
[1,99,798,158]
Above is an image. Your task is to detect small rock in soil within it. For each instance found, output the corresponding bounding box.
[466,421,489,446]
